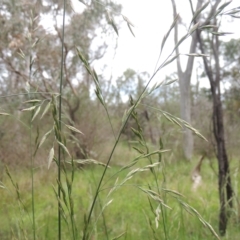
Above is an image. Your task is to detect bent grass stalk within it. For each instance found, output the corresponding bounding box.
[77,4,224,238]
[129,103,169,239]
[80,11,203,238]
[23,11,40,239]
[58,0,67,239]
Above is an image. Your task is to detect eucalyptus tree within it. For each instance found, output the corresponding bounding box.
[171,0,222,160]
[191,0,240,235]
[170,0,201,160]
[171,0,240,235]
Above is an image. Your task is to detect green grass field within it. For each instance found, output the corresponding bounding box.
[1,152,240,240]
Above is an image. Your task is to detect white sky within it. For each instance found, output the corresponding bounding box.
[70,0,240,88]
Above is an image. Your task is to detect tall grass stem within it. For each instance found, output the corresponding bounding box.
[58,0,67,239]
[28,36,36,239]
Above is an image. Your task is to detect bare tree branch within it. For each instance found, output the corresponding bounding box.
[171,0,182,74]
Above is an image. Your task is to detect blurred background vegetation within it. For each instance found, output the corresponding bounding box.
[0,0,239,167]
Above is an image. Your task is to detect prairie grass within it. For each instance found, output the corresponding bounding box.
[1,150,240,239]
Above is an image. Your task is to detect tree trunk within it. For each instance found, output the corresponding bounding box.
[196,23,233,236]
[213,88,233,235]
[187,0,234,234]
[179,70,194,160]
[171,0,202,160]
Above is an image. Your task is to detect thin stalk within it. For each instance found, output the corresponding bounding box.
[65,167,77,240]
[105,107,116,140]
[58,0,67,239]
[146,148,168,238]
[152,168,168,239]
[141,126,168,237]
[82,23,195,238]
[0,92,59,99]
[160,164,168,239]
[68,186,76,239]
[28,43,36,240]
[179,201,185,237]
[83,63,160,240]
[30,112,36,240]
[90,169,109,240]
[137,117,168,239]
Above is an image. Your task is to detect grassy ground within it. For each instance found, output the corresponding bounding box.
[0,149,240,240]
